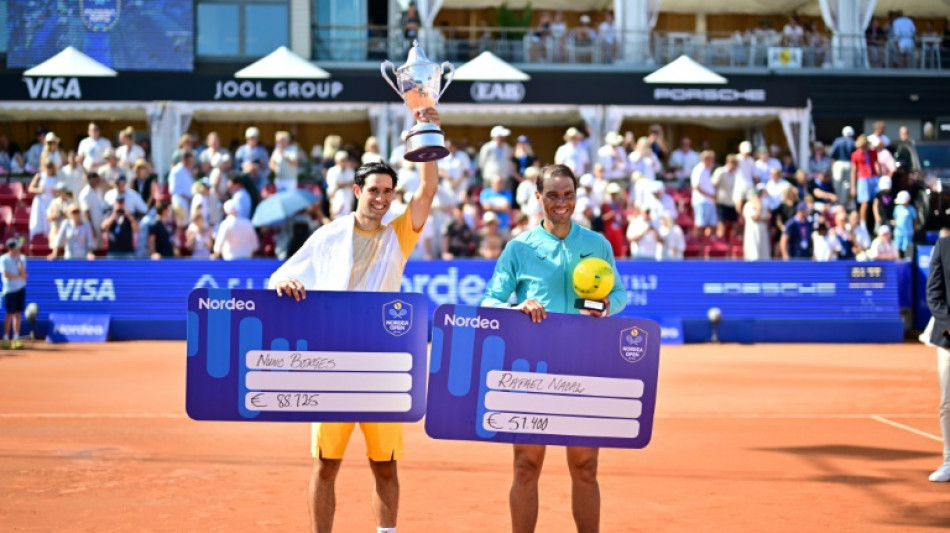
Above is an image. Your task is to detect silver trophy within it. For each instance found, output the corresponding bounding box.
[381,40,454,162]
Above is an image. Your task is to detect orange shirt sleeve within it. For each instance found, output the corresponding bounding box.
[390,203,423,259]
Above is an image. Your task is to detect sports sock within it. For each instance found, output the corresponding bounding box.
[377,528,396,533]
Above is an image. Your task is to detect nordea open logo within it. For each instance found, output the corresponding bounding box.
[198,298,256,311]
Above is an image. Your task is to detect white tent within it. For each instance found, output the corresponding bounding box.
[643,55,727,85]
[234,46,330,79]
[23,46,117,77]
[453,51,531,81]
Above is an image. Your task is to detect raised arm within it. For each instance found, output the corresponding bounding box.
[408,107,441,232]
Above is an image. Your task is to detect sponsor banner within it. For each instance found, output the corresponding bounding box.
[425,304,661,448]
[10,260,904,339]
[47,313,110,343]
[657,317,684,345]
[186,289,428,422]
[0,73,810,107]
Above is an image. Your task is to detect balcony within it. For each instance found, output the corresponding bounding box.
[313,25,947,73]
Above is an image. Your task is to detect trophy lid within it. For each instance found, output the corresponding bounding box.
[402,40,435,69]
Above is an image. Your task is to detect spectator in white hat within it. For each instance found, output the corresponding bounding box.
[516,166,542,226]
[829,126,856,206]
[598,131,629,182]
[235,126,270,190]
[478,211,505,259]
[643,180,676,223]
[867,224,898,260]
[668,137,700,188]
[39,131,65,172]
[872,175,895,230]
[555,127,590,177]
[478,126,514,187]
[213,199,259,260]
[892,189,917,257]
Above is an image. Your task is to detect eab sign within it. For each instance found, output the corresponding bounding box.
[768,47,803,68]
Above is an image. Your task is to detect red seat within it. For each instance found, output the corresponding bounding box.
[704,237,730,258]
[29,234,51,257]
[684,235,703,258]
[12,205,29,232]
[730,244,744,259]
[0,183,18,208]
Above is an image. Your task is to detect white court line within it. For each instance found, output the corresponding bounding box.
[0,412,934,420]
[870,414,943,442]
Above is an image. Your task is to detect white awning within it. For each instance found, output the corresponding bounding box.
[23,47,117,77]
[173,101,373,122]
[644,55,728,85]
[0,101,146,120]
[234,46,331,79]
[453,51,531,81]
[432,104,580,126]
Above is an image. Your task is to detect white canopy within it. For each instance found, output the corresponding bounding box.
[644,55,728,84]
[234,46,330,79]
[453,51,531,81]
[23,47,117,77]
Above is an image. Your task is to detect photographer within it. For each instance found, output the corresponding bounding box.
[102,197,139,259]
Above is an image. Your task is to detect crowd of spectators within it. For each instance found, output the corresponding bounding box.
[1,117,921,263]
[400,1,949,69]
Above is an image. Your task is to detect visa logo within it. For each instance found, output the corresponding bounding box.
[55,279,116,301]
[22,77,82,99]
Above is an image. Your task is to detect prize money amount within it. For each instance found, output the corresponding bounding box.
[276,393,320,408]
[486,413,550,432]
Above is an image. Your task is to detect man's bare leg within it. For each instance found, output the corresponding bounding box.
[511,444,546,533]
[310,457,342,533]
[567,446,600,533]
[368,459,399,528]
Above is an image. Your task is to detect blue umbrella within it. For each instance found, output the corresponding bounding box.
[251,189,320,227]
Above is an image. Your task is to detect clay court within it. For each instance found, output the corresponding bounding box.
[2,341,948,532]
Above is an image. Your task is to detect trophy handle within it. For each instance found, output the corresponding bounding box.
[438,62,454,102]
[380,61,402,98]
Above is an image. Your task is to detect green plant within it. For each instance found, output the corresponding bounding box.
[496,2,532,40]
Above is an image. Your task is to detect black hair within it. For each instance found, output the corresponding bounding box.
[354,161,398,190]
[155,201,170,214]
[87,172,100,180]
[536,164,577,195]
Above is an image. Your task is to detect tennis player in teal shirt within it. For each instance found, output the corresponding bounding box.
[481,163,627,533]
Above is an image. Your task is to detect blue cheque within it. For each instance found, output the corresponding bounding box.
[186,289,428,422]
[426,305,661,448]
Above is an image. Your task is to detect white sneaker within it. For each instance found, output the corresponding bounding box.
[929,464,950,482]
